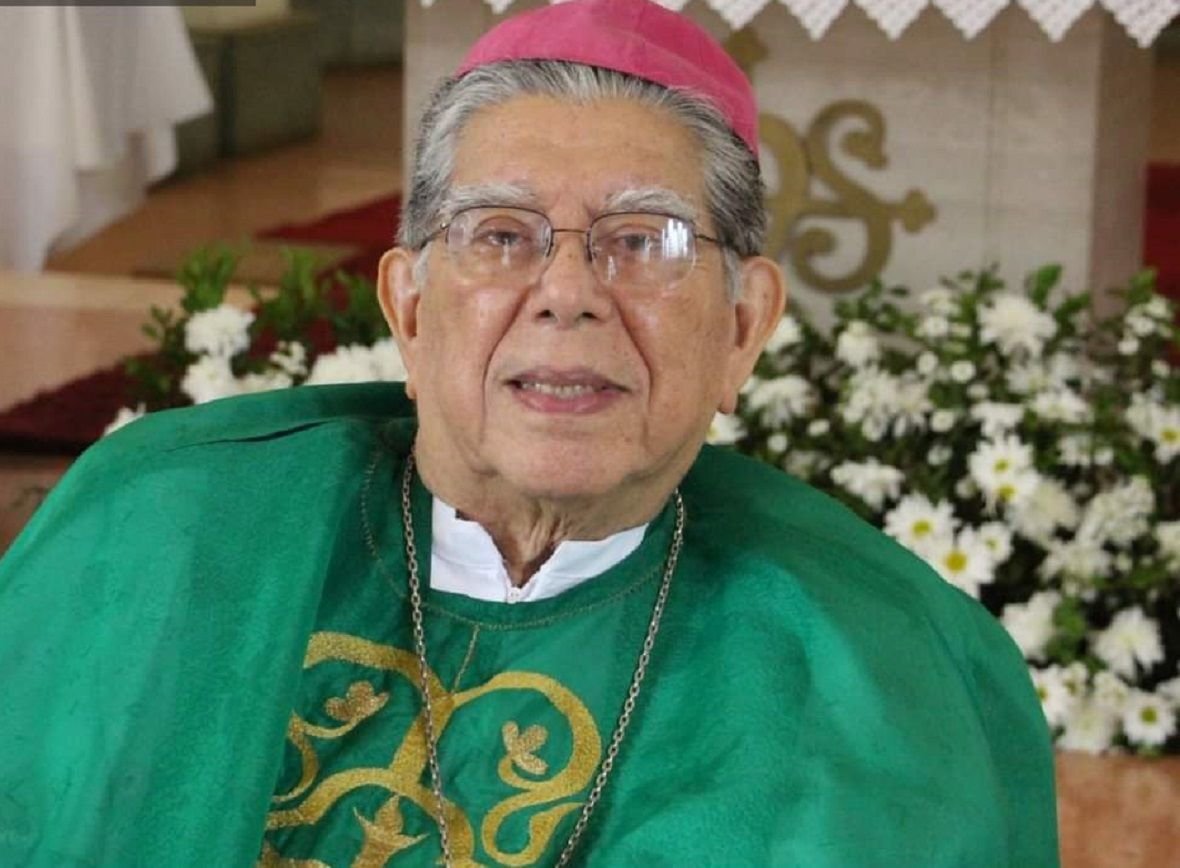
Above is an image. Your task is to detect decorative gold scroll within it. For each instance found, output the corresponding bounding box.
[726,29,937,293]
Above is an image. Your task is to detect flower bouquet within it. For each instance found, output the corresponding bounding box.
[107,247,401,433]
[726,266,1180,754]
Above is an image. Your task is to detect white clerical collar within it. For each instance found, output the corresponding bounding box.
[429,496,647,605]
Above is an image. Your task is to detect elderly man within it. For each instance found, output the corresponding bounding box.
[0,0,1057,865]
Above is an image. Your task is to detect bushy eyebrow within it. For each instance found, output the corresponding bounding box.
[601,188,698,223]
[440,183,541,220]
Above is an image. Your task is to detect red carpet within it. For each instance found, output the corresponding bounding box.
[2,172,1178,455]
[256,194,399,283]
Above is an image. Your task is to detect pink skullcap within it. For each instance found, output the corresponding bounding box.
[456,0,759,154]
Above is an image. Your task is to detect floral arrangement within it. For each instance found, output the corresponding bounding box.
[113,250,1180,754]
[106,248,402,434]
[723,266,1180,755]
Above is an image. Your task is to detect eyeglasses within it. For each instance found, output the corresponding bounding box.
[423,206,723,290]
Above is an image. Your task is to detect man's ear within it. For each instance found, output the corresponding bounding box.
[718,256,787,414]
[378,247,423,400]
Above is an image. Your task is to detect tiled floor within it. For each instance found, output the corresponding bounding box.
[2,50,1180,868]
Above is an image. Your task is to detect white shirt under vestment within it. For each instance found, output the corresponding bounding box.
[429,497,647,604]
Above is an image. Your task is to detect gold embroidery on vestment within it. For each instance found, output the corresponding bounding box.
[257,840,331,868]
[352,795,427,867]
[266,631,603,866]
[502,722,549,776]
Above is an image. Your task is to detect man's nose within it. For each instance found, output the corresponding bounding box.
[530,230,613,326]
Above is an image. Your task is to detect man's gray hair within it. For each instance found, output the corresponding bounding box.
[400,60,766,301]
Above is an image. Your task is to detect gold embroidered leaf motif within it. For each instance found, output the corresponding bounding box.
[256,841,331,868]
[324,680,389,723]
[352,796,426,867]
[501,721,549,776]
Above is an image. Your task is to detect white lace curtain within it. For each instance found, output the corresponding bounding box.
[425,0,1179,46]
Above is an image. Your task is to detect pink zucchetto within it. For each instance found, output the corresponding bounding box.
[456,0,759,155]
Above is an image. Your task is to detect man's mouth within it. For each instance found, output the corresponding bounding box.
[515,381,603,398]
[506,368,627,412]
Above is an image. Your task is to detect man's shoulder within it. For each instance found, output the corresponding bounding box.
[683,445,1001,656]
[93,382,416,463]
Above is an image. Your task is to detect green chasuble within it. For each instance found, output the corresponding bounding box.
[0,384,1058,867]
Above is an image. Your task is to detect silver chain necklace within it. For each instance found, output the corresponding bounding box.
[400,455,685,867]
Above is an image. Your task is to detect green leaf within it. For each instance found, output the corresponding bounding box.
[1027,264,1062,308]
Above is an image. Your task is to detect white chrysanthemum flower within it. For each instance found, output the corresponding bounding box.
[930,409,956,433]
[1153,360,1171,380]
[830,459,904,511]
[1057,433,1096,468]
[1077,477,1154,548]
[1126,392,1159,440]
[1048,352,1087,385]
[1030,388,1092,425]
[1005,361,1050,396]
[1002,591,1060,661]
[1008,478,1080,545]
[706,412,745,445]
[835,321,881,368]
[840,367,900,436]
[181,355,240,404]
[269,341,308,377]
[1030,665,1076,729]
[806,419,830,437]
[1118,337,1140,356]
[1156,521,1180,565]
[764,315,803,353]
[783,449,823,479]
[184,304,255,358]
[970,402,1024,438]
[1147,406,1180,463]
[884,494,957,557]
[1121,691,1177,748]
[977,521,1014,563]
[370,338,408,381]
[891,377,931,436]
[237,370,293,395]
[968,435,1038,508]
[1156,676,1180,707]
[950,360,975,383]
[305,344,378,385]
[917,315,950,340]
[923,527,996,598]
[1092,670,1132,713]
[747,376,817,426]
[1125,309,1157,338]
[861,418,886,442]
[103,404,147,437]
[978,293,1056,356]
[919,287,957,316]
[305,341,405,386]
[1093,608,1165,679]
[766,432,789,454]
[1039,537,1112,583]
[1058,699,1117,754]
[928,444,952,466]
[916,352,939,376]
[1145,296,1173,320]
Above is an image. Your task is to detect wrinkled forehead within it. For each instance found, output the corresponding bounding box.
[448,95,709,220]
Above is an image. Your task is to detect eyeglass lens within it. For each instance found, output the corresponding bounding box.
[443,207,698,288]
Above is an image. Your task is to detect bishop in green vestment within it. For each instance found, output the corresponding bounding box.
[0,1,1059,865]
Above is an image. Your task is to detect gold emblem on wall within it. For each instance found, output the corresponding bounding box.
[726,29,937,293]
